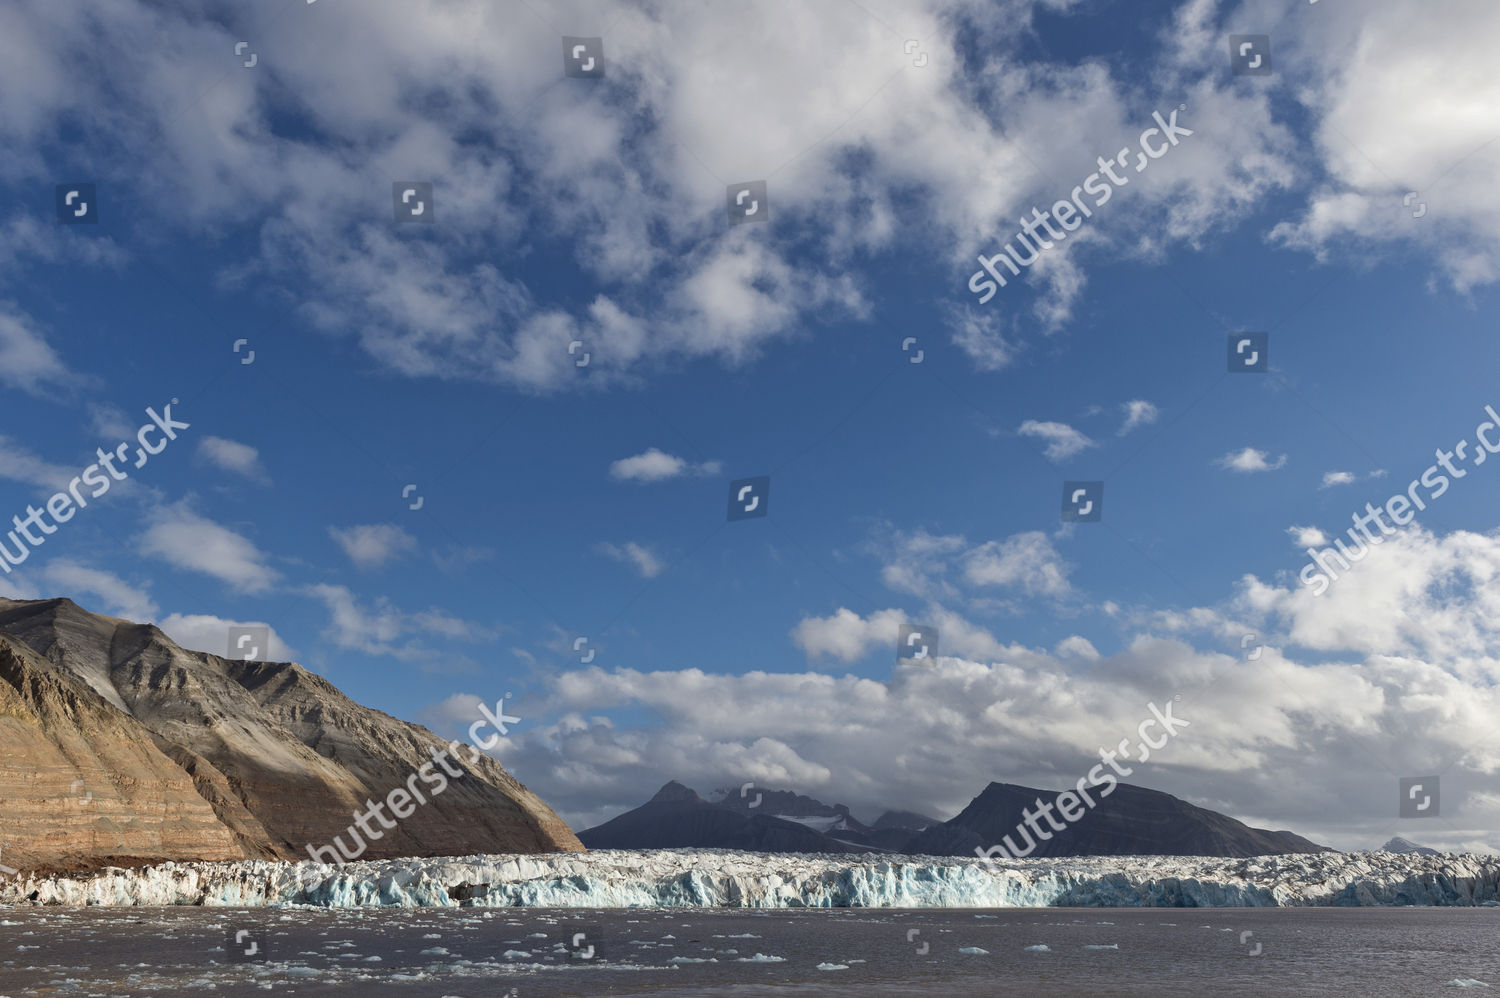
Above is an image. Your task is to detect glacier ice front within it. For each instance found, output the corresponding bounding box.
[3,848,1499,909]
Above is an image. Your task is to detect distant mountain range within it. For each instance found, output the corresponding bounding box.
[577,781,936,853]
[0,598,581,874]
[582,779,1330,858]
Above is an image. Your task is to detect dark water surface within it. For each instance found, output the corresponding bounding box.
[1,906,1496,996]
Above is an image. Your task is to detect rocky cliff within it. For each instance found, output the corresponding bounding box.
[0,597,581,876]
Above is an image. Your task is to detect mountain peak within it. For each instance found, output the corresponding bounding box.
[649,780,705,804]
[1381,836,1440,856]
[0,595,584,873]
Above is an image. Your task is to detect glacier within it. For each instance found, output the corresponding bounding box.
[2,849,1498,909]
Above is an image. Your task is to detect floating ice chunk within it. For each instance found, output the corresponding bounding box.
[1447,982,1490,989]
[737,953,785,962]
[959,947,988,955]
[818,962,850,970]
[1024,944,1050,952]
[1084,944,1118,950]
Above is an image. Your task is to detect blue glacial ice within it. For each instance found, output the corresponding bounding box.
[3,848,1499,909]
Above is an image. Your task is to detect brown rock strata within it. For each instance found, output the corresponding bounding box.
[0,597,582,876]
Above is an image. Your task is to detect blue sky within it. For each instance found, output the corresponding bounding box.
[2,0,1498,851]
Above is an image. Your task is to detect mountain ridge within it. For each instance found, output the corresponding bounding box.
[0,596,582,875]
[584,778,1330,858]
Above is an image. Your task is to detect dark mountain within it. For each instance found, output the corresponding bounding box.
[904,782,1330,859]
[873,810,940,832]
[709,785,912,851]
[578,782,865,853]
[1381,836,1440,856]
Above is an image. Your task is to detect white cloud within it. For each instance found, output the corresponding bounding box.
[88,404,135,441]
[1322,470,1387,488]
[0,0,1309,390]
[197,436,269,483]
[40,560,157,621]
[306,583,488,664]
[157,612,296,662]
[609,448,721,482]
[0,303,71,395]
[0,214,127,276]
[1216,447,1287,473]
[1054,635,1100,661]
[598,541,664,579]
[138,505,276,593]
[946,306,1016,371]
[1118,399,1158,435]
[871,528,967,600]
[962,531,1072,598]
[0,435,75,493]
[328,523,418,570]
[1018,420,1095,462]
[1239,526,1500,669]
[866,525,1072,608]
[1267,0,1500,293]
[502,527,1500,850]
[790,606,908,662]
[1287,525,1330,548]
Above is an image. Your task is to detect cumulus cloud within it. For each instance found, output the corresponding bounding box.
[197,436,269,483]
[598,541,664,579]
[0,0,1316,390]
[962,531,1072,598]
[138,505,276,593]
[1216,447,1287,473]
[1268,0,1500,293]
[328,523,418,570]
[1018,420,1095,462]
[609,448,721,482]
[1287,525,1330,548]
[157,612,296,661]
[495,525,1500,850]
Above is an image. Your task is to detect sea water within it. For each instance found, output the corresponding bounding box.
[1,906,1496,996]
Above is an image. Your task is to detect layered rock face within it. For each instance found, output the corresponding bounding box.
[0,633,245,873]
[0,598,582,875]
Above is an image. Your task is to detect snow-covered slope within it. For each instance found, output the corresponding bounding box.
[4,849,1499,908]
